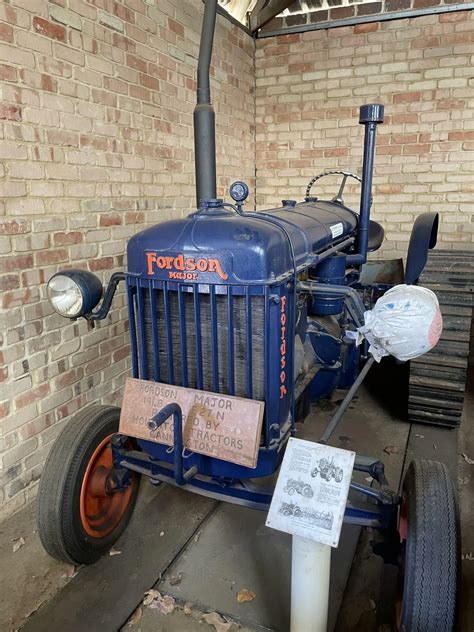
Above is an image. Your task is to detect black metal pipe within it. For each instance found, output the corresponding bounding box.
[194,0,218,207]
[347,104,384,265]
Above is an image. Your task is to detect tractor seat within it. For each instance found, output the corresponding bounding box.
[368,220,384,252]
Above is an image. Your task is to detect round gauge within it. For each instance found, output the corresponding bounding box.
[229,181,249,203]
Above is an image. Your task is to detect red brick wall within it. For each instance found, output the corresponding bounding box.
[255,9,474,258]
[0,0,255,519]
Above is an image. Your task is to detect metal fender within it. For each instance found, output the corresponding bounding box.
[405,212,439,284]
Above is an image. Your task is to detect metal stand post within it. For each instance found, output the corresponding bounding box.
[291,536,331,632]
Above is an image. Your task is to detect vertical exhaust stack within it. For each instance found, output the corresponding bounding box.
[194,0,218,207]
[348,103,384,265]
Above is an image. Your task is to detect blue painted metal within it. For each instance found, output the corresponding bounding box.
[405,212,439,284]
[309,255,347,315]
[92,103,427,540]
[147,403,188,485]
[113,446,396,528]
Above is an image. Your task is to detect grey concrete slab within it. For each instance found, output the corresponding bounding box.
[122,601,260,632]
[22,484,216,632]
[158,502,359,632]
[0,500,69,632]
[405,422,458,479]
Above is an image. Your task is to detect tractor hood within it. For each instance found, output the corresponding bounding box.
[127,199,358,285]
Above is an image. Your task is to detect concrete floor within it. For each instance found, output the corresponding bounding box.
[0,362,471,632]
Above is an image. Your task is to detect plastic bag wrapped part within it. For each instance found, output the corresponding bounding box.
[357,284,443,362]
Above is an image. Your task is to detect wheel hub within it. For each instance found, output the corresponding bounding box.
[79,434,136,538]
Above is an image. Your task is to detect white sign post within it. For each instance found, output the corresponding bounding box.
[266,438,355,632]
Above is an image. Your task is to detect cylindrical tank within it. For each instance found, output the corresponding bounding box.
[309,254,346,315]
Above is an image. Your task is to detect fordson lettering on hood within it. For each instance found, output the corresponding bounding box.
[146,253,228,281]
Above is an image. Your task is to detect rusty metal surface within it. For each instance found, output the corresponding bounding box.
[119,377,264,468]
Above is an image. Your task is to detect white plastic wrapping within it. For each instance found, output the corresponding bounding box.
[357,284,443,362]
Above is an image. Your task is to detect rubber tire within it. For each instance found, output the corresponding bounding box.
[37,405,140,565]
[398,459,460,632]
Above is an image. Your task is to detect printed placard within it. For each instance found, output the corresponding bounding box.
[329,222,344,238]
[119,378,264,468]
[266,438,355,547]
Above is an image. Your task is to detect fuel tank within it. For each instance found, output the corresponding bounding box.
[127,199,358,285]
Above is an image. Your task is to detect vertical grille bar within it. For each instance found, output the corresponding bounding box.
[264,285,270,446]
[227,287,235,396]
[245,285,253,399]
[148,280,161,382]
[136,284,148,380]
[163,281,175,384]
[178,285,189,387]
[209,284,219,392]
[193,285,204,390]
[127,283,139,378]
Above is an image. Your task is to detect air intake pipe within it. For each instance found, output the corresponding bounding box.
[347,103,384,265]
[194,0,218,207]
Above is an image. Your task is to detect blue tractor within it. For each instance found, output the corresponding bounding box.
[37,1,461,630]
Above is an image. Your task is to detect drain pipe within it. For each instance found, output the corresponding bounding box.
[194,0,218,207]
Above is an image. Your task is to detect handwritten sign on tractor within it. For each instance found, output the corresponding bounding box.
[119,378,265,468]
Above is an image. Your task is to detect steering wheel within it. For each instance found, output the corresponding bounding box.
[305,170,363,207]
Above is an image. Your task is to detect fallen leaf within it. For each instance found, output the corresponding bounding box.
[143,589,160,606]
[127,607,143,627]
[169,573,182,586]
[63,564,78,579]
[383,445,399,455]
[13,537,25,553]
[203,612,232,632]
[183,601,193,615]
[109,548,121,556]
[462,453,474,465]
[236,588,256,604]
[145,591,175,614]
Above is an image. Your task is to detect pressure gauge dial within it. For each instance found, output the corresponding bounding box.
[229,181,249,203]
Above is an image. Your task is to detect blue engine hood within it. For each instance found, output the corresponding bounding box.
[127,200,358,285]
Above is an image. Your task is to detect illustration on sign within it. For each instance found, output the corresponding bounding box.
[119,378,264,468]
[266,438,355,547]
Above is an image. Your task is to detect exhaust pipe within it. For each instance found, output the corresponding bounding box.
[194,0,218,207]
[347,103,384,265]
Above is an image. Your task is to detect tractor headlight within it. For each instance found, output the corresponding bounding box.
[47,270,103,319]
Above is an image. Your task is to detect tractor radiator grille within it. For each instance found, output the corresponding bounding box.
[131,286,265,400]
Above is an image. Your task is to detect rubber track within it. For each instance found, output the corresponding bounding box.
[408,249,473,427]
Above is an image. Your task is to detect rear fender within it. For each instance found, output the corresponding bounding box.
[405,212,439,284]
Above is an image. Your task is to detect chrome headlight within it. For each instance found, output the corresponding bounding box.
[47,270,103,318]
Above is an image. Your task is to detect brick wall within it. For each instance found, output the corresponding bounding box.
[255,9,474,258]
[0,0,255,520]
[261,0,473,33]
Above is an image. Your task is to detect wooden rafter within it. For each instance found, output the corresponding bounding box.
[249,0,294,32]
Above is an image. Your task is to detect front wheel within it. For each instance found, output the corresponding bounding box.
[396,459,460,631]
[37,405,140,565]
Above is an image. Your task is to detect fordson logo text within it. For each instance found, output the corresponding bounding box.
[146,253,228,281]
[280,295,287,399]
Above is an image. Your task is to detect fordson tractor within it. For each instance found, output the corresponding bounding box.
[37,1,461,630]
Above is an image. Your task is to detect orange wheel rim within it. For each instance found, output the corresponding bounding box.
[79,434,135,538]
